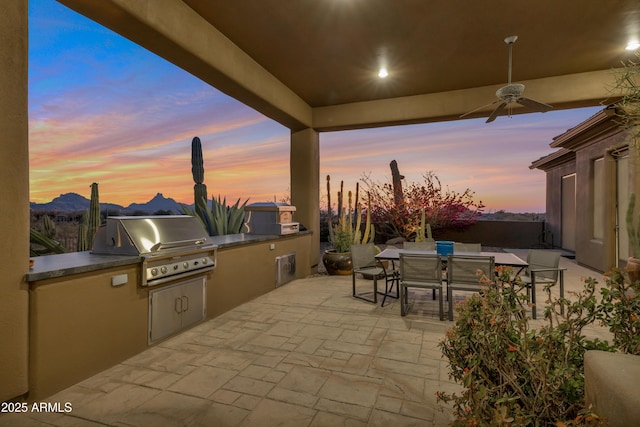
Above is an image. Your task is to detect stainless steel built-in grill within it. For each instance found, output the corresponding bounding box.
[92,215,217,287]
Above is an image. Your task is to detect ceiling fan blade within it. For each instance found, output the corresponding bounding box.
[517,97,553,112]
[486,102,507,123]
[459,99,501,119]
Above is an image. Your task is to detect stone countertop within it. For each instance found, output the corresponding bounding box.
[26,251,141,282]
[25,231,312,283]
[208,231,311,248]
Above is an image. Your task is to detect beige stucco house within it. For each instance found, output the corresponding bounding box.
[531,106,639,272]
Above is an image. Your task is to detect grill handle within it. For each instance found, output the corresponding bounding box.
[149,238,208,252]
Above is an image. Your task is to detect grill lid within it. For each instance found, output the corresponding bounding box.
[91,215,213,256]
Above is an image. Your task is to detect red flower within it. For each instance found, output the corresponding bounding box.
[508,346,516,351]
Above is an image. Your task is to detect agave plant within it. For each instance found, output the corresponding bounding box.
[182,195,248,236]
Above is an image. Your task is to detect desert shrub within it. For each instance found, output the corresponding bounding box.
[437,267,613,426]
[362,171,484,242]
[596,268,640,355]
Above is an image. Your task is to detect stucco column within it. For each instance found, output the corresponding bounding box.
[0,0,30,401]
[290,128,320,272]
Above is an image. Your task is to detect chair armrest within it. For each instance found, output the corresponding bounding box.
[529,267,566,273]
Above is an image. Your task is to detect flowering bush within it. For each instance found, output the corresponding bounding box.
[437,267,613,426]
[361,171,484,242]
[596,268,640,355]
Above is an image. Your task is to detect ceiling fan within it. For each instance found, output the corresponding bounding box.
[460,35,553,123]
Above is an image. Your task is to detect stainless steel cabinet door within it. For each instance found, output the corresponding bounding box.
[149,276,207,344]
[179,276,207,329]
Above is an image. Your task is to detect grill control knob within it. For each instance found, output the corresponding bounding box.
[160,266,167,274]
[151,268,158,276]
[173,265,179,271]
[183,262,189,269]
[202,258,208,265]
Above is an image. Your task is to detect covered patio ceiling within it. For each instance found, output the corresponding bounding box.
[57,0,639,131]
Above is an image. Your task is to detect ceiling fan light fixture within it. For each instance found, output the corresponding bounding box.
[626,40,640,51]
[460,35,552,123]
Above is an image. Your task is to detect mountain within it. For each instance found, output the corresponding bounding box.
[30,192,185,214]
[125,193,184,214]
[30,193,124,212]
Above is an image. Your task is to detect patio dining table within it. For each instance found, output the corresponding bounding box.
[374,248,529,313]
[375,248,528,271]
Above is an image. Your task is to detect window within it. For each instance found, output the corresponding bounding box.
[592,157,605,240]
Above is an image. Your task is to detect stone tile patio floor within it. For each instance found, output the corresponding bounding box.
[1,249,611,427]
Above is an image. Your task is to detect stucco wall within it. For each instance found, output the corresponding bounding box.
[544,162,576,250]
[573,133,628,271]
[433,220,545,249]
[29,266,147,400]
[208,233,313,318]
[0,0,30,402]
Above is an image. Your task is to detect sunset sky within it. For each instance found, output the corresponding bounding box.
[28,0,602,213]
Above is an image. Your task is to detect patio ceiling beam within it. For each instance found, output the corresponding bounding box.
[313,69,619,132]
[57,0,313,131]
[56,1,622,134]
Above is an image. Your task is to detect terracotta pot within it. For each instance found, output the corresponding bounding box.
[322,250,352,275]
[627,257,640,283]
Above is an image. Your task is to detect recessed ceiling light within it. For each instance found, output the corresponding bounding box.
[378,67,388,78]
[626,41,640,51]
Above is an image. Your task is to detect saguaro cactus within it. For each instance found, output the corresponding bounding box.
[77,182,100,251]
[42,214,56,238]
[77,222,88,252]
[390,160,405,206]
[191,136,208,218]
[87,182,100,243]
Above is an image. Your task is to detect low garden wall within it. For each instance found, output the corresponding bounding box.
[432,220,546,249]
[321,217,547,249]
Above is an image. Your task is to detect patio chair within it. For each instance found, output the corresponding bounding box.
[399,253,445,320]
[403,241,436,250]
[403,240,437,298]
[519,250,566,319]
[446,255,495,321]
[454,242,481,253]
[351,243,398,305]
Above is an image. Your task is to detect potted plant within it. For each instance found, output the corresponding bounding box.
[322,175,354,275]
[323,222,353,275]
[322,175,376,275]
[626,192,640,282]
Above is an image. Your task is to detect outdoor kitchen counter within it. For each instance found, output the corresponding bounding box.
[24,230,314,400]
[25,231,312,283]
[25,251,140,282]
